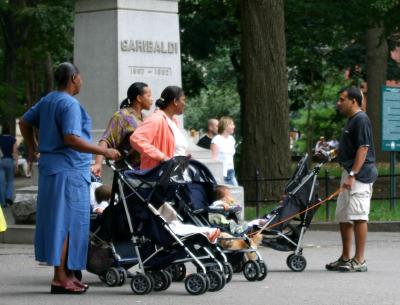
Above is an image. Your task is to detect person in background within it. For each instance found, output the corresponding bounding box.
[0,124,18,207]
[197,118,219,149]
[314,136,330,153]
[211,116,238,186]
[91,82,153,176]
[19,62,120,294]
[328,136,339,150]
[17,142,31,178]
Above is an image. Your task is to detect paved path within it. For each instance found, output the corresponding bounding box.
[0,231,399,305]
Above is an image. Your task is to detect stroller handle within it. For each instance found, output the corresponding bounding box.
[105,149,131,170]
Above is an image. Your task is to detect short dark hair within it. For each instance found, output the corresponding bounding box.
[155,86,184,110]
[95,184,112,203]
[340,86,363,107]
[54,62,80,88]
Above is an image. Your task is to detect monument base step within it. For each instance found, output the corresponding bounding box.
[0,225,35,244]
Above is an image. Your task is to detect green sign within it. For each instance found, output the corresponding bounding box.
[382,86,400,151]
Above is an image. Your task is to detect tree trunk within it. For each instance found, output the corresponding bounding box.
[2,7,18,136]
[44,52,54,94]
[366,27,388,162]
[239,0,290,202]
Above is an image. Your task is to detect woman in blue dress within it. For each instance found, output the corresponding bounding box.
[19,63,120,294]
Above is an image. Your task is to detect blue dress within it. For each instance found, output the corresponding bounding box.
[23,91,92,270]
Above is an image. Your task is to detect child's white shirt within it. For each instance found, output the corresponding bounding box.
[90,182,103,211]
[211,200,225,208]
[93,200,109,212]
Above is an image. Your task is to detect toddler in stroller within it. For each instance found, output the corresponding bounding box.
[175,159,267,281]
[209,185,266,234]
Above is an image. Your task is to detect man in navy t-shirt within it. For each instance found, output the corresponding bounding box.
[326,86,377,273]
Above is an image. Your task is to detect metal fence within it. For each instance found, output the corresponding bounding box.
[240,170,399,221]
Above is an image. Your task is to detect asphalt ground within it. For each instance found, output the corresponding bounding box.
[0,231,399,305]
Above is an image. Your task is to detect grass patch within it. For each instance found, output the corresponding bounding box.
[316,162,400,178]
[245,199,400,222]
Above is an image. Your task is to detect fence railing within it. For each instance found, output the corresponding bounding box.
[240,170,399,220]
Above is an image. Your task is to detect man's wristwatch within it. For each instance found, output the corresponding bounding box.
[349,170,356,177]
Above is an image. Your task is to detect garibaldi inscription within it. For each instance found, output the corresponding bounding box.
[121,39,179,54]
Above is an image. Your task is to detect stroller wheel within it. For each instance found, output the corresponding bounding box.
[223,262,233,283]
[163,270,173,290]
[199,273,210,291]
[206,270,225,292]
[117,268,127,286]
[257,261,268,281]
[243,261,260,281]
[185,273,208,295]
[147,272,155,291]
[130,273,153,295]
[287,254,307,272]
[152,270,172,291]
[286,253,295,267]
[105,267,120,287]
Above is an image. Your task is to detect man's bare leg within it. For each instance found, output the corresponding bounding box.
[353,220,367,263]
[339,222,353,260]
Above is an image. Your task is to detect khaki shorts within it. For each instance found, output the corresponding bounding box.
[335,171,373,223]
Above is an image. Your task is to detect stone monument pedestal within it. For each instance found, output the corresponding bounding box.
[74,0,182,142]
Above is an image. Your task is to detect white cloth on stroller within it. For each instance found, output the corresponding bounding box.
[158,202,215,237]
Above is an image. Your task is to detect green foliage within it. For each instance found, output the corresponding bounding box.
[245,199,400,221]
[18,2,74,61]
[0,0,74,123]
[0,83,24,120]
[184,82,240,133]
[179,0,240,97]
[291,72,348,154]
[182,44,241,134]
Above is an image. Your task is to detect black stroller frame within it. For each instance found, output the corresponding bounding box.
[174,159,267,282]
[95,157,227,295]
[261,151,335,272]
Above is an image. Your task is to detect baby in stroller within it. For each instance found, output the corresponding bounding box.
[209,185,266,234]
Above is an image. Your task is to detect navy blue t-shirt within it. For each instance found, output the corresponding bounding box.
[338,111,378,183]
[0,135,16,159]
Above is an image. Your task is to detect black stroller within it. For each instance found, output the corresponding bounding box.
[172,159,267,282]
[87,157,227,295]
[260,150,335,272]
